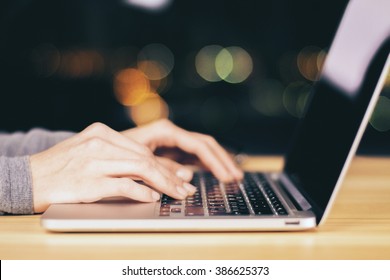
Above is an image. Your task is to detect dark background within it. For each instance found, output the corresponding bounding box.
[1,0,389,154]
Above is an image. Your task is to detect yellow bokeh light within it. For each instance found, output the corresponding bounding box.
[196,45,253,83]
[130,93,169,125]
[218,46,253,83]
[215,48,234,80]
[113,68,151,106]
[195,45,224,82]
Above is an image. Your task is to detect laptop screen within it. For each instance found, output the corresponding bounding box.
[283,0,390,221]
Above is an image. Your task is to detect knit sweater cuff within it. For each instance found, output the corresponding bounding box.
[0,156,34,214]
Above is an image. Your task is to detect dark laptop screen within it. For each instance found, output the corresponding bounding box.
[283,0,390,220]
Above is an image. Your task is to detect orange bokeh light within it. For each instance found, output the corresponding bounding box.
[113,68,151,106]
[129,93,169,125]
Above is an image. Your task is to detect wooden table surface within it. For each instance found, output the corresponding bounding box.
[1,156,390,260]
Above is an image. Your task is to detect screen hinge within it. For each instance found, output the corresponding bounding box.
[278,173,312,211]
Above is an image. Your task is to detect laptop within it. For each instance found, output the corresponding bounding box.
[41,0,390,232]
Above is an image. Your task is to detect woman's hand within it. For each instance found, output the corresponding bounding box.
[122,119,243,182]
[30,122,196,213]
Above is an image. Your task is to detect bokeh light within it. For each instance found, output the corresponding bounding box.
[58,51,81,78]
[137,60,166,80]
[113,68,151,106]
[297,46,327,81]
[385,71,390,88]
[215,48,234,80]
[283,81,311,118]
[149,75,171,94]
[216,46,253,83]
[30,44,61,77]
[137,43,174,80]
[196,45,253,84]
[195,45,224,82]
[111,44,174,126]
[129,93,169,125]
[31,47,106,79]
[124,0,173,12]
[370,96,390,132]
[249,79,285,117]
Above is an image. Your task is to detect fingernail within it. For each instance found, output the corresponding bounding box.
[176,186,188,198]
[183,182,197,195]
[176,168,193,181]
[225,174,234,182]
[152,191,160,201]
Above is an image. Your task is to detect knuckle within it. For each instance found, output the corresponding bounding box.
[83,122,109,136]
[202,134,216,144]
[156,118,172,128]
[155,119,175,133]
[83,136,105,151]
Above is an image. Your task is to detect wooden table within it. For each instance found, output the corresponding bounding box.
[1,156,390,259]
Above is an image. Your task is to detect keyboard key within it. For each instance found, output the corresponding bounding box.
[243,174,273,215]
[254,174,288,215]
[159,212,170,216]
[185,207,204,216]
[171,201,182,205]
[171,172,289,218]
[171,208,182,213]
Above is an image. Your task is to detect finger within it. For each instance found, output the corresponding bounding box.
[197,134,244,180]
[122,120,242,182]
[155,156,194,182]
[91,158,195,199]
[148,122,242,182]
[100,178,161,202]
[152,157,197,196]
[167,131,234,182]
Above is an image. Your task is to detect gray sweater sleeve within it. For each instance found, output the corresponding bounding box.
[0,129,75,214]
[0,128,74,157]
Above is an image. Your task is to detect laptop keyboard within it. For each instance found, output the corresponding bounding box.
[159,172,288,217]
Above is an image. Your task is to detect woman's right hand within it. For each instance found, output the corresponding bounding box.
[30,122,196,213]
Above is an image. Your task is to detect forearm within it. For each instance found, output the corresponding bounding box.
[0,156,33,215]
[0,128,75,156]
